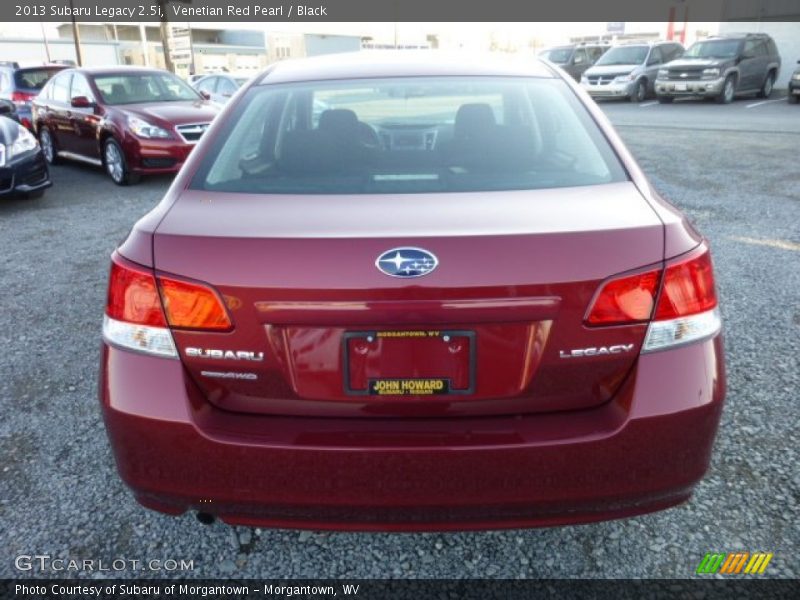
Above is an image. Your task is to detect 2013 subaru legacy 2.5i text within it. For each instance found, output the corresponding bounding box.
[99,53,725,531]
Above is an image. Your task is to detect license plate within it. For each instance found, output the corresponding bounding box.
[675,83,688,91]
[369,378,450,396]
[343,330,476,396]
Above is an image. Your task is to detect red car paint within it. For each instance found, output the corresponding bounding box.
[32,66,218,182]
[100,53,725,530]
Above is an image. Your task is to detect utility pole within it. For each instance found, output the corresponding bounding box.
[68,0,83,65]
[40,22,51,62]
[159,0,174,72]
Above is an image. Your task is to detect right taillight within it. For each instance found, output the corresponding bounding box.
[643,248,722,353]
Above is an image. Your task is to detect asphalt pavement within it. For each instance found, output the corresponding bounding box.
[0,97,798,579]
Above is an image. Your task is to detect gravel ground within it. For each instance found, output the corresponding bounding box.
[1,104,798,579]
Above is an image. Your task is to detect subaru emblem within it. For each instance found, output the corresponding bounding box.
[376,247,438,278]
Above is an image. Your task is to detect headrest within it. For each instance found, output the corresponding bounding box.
[318,109,359,137]
[454,103,497,139]
[110,83,126,100]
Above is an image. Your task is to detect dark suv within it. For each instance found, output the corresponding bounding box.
[789,60,800,104]
[540,43,609,81]
[0,62,66,130]
[655,33,781,103]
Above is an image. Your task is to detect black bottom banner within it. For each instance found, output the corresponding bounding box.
[3,579,800,600]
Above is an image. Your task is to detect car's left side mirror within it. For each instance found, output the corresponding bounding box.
[71,96,93,108]
[199,90,211,100]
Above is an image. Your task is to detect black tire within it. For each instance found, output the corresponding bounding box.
[38,128,59,165]
[789,93,799,105]
[657,95,674,104]
[102,138,140,186]
[757,72,775,98]
[629,79,647,103]
[716,75,735,104]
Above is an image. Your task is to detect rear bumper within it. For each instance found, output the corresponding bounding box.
[99,335,725,531]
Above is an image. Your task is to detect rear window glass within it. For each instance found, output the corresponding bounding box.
[191,76,627,195]
[14,68,63,90]
[543,48,572,64]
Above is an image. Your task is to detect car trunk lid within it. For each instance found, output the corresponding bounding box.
[151,181,663,418]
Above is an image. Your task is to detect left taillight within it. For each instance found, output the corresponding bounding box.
[102,254,177,357]
[11,91,35,106]
[158,277,232,331]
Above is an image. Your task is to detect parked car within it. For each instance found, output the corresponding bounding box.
[787,59,799,104]
[32,66,219,185]
[186,73,208,86]
[0,112,51,198]
[100,53,725,531]
[655,33,781,104]
[539,43,609,81]
[581,40,684,102]
[0,98,19,123]
[192,73,249,105]
[0,62,66,130]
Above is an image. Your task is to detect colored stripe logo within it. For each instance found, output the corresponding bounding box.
[696,552,773,574]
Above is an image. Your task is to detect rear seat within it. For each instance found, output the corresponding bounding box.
[439,103,539,172]
[279,109,377,175]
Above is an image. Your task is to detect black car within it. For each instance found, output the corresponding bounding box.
[655,33,781,104]
[0,112,51,198]
[539,43,609,81]
[789,60,800,104]
[0,62,66,130]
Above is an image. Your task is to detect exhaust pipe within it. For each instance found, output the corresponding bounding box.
[196,512,216,525]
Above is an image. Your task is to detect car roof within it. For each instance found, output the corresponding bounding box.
[712,32,771,40]
[258,51,557,85]
[0,62,66,72]
[72,66,173,77]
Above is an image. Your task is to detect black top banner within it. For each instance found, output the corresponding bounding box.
[4,0,800,23]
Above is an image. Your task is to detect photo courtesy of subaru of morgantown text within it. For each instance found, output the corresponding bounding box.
[100,52,725,531]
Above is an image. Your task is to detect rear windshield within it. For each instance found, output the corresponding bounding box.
[595,46,648,66]
[191,76,627,195]
[14,68,63,91]
[543,48,572,64]
[93,72,200,105]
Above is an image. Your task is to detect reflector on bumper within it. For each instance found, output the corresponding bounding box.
[102,314,178,358]
[642,307,721,353]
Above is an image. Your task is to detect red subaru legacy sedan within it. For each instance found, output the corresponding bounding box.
[32,66,218,185]
[99,53,725,531]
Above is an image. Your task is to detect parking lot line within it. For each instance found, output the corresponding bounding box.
[731,236,800,251]
[638,101,658,108]
[745,99,784,109]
